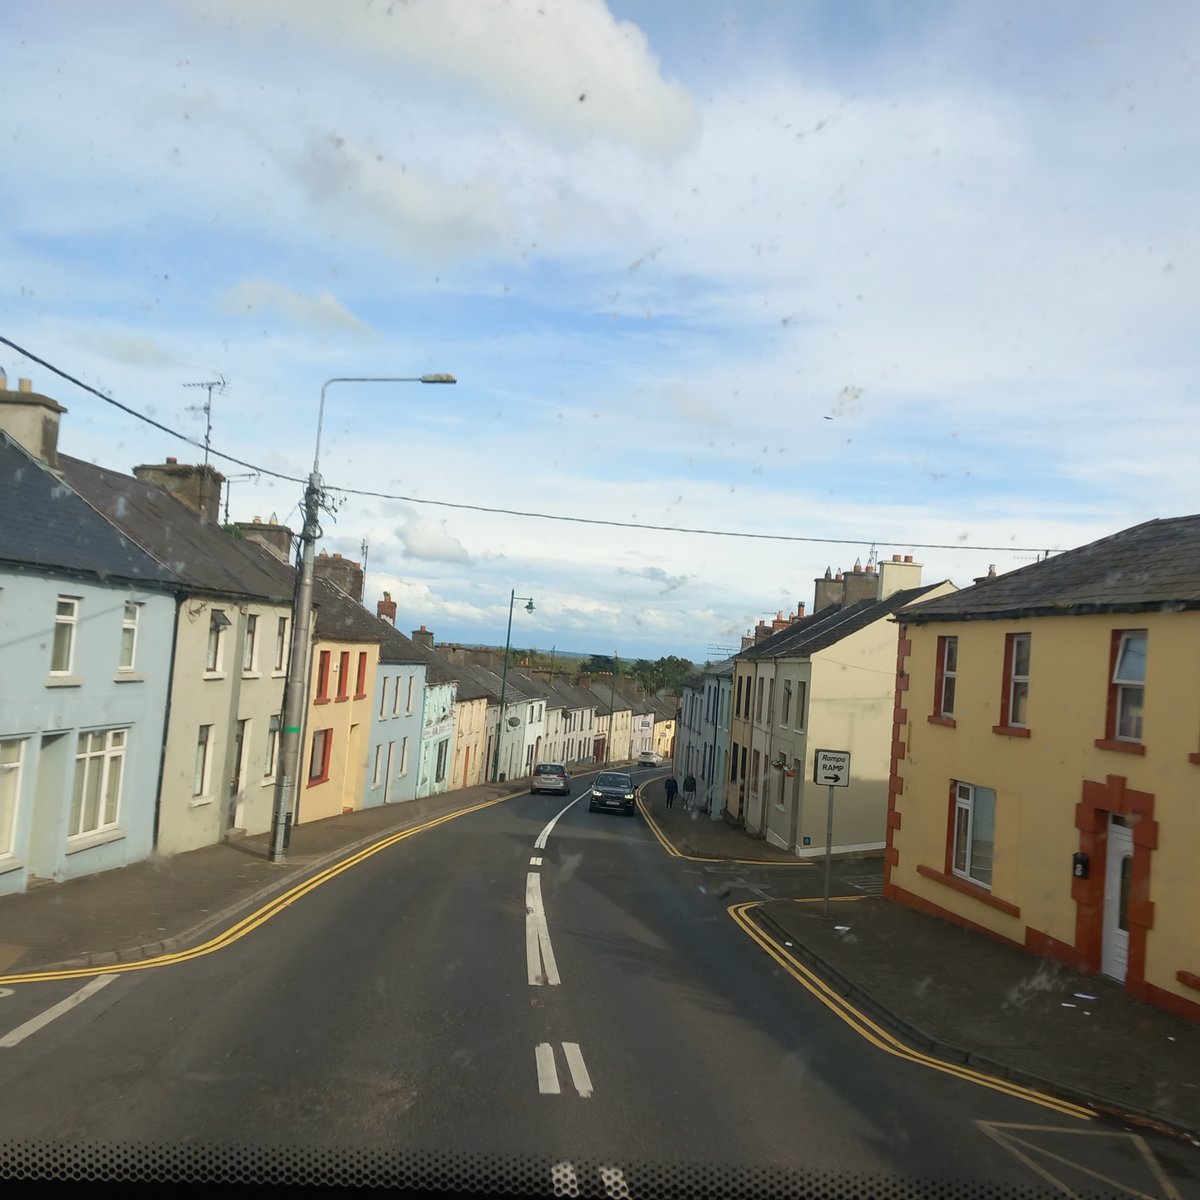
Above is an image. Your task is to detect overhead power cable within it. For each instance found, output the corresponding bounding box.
[1,335,1054,555]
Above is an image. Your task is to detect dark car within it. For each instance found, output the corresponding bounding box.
[588,770,637,815]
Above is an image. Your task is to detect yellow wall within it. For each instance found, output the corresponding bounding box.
[891,609,1200,1012]
[452,697,488,789]
[301,639,377,823]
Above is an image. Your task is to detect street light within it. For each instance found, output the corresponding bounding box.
[604,652,619,765]
[491,589,535,783]
[269,372,456,863]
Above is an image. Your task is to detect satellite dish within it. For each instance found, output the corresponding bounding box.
[506,716,521,728]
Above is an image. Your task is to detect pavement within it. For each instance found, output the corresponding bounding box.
[2,766,1196,1144]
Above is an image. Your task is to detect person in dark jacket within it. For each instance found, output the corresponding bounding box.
[682,772,697,811]
[664,774,679,809]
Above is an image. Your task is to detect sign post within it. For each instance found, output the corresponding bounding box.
[813,749,851,915]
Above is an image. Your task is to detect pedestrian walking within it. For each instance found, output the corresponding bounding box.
[664,774,679,809]
[682,772,697,811]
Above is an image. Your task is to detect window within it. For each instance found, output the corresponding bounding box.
[242,613,258,672]
[206,609,230,672]
[934,635,957,719]
[952,781,995,888]
[119,602,140,670]
[336,650,350,700]
[194,725,213,796]
[399,736,409,775]
[999,633,1031,729]
[355,652,368,699]
[264,714,280,778]
[315,650,331,702]
[405,676,414,715]
[373,743,383,786]
[794,681,807,730]
[71,729,126,836]
[0,738,23,857]
[393,675,402,715]
[436,740,449,783]
[308,728,332,783]
[379,675,388,718]
[755,677,764,721]
[52,596,79,674]
[735,676,743,716]
[750,748,760,794]
[232,718,249,794]
[1112,631,1146,742]
[767,678,774,725]
[274,616,288,671]
[782,680,792,726]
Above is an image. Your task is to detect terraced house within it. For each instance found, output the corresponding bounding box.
[885,517,1200,1022]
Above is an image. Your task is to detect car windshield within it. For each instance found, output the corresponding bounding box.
[3,2,1196,1196]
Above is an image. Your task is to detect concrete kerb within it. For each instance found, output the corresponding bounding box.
[751,906,1199,1144]
[24,783,531,975]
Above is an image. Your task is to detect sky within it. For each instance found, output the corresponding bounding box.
[3,1,1197,664]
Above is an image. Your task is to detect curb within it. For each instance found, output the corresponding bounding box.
[752,906,1199,1144]
[17,786,529,976]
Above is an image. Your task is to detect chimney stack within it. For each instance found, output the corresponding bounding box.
[0,375,67,468]
[813,566,845,612]
[377,592,397,624]
[314,549,365,602]
[132,458,225,522]
[843,557,882,606]
[878,552,925,599]
[236,515,294,561]
[411,625,434,649]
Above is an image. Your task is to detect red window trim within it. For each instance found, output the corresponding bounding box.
[1101,627,1146,748]
[1188,752,1200,766]
[336,650,350,702]
[307,728,332,786]
[315,650,331,704]
[1094,737,1145,755]
[354,651,368,701]
[993,724,1031,738]
[917,863,1021,918]
[928,714,956,728]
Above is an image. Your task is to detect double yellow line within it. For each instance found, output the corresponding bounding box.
[1,792,514,986]
[728,900,1094,1121]
[637,794,813,866]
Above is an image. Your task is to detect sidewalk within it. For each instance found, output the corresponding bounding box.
[4,772,1197,1141]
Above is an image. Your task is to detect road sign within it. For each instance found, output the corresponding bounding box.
[813,749,850,787]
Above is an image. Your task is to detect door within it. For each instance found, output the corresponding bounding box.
[1101,815,1134,982]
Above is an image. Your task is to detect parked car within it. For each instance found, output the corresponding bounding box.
[530,762,571,795]
[637,750,661,766]
[588,770,637,816]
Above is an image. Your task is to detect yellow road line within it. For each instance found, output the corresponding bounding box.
[1,791,519,985]
[636,795,813,866]
[727,900,1094,1122]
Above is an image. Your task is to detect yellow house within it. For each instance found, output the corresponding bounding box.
[297,579,380,824]
[886,516,1200,1023]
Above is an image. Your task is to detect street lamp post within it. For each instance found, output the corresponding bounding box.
[491,589,535,783]
[604,652,619,765]
[269,373,456,863]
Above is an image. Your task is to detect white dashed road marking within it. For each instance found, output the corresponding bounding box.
[600,1165,630,1199]
[535,1043,594,1098]
[526,872,561,986]
[562,1041,594,1098]
[535,796,580,850]
[530,856,542,866]
[536,1042,561,1094]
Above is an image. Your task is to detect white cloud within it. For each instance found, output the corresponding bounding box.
[221,280,372,333]
[395,512,472,564]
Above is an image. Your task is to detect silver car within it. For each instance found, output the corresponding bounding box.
[530,762,571,795]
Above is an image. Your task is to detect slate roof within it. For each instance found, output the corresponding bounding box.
[901,515,1200,623]
[738,583,949,660]
[0,433,174,588]
[58,452,292,604]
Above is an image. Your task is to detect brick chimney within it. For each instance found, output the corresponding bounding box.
[740,632,756,650]
[972,564,999,585]
[236,515,294,562]
[577,673,593,688]
[411,625,434,649]
[314,549,365,602]
[754,620,773,643]
[133,457,225,522]
[794,602,806,619]
[376,591,397,624]
[813,566,845,612]
[878,553,924,599]
[0,376,67,468]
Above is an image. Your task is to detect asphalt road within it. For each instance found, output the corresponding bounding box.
[1,770,1195,1197]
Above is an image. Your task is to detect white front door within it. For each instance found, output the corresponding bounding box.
[1101,816,1134,982]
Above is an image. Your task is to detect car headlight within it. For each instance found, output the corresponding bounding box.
[624,792,634,800]
[591,789,602,798]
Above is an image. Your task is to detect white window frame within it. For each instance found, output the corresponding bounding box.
[52,596,79,675]
[274,616,288,672]
[119,601,140,671]
[393,675,402,716]
[939,636,958,717]
[406,676,415,715]
[309,728,332,782]
[0,738,24,858]
[399,736,409,776]
[206,610,229,673]
[1113,631,1147,743]
[71,728,126,838]
[264,714,281,779]
[1008,634,1031,728]
[436,740,449,783]
[194,725,214,796]
[782,680,792,726]
[952,781,995,889]
[242,613,259,673]
[373,743,384,787]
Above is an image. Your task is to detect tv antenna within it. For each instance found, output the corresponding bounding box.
[183,374,228,516]
[222,471,260,524]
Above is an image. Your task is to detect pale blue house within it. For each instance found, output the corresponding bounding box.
[0,427,177,896]
[364,607,427,808]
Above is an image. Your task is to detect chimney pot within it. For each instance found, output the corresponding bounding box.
[166,456,177,464]
[866,562,875,573]
[904,555,913,563]
[253,515,260,523]
[18,378,32,393]
[892,554,901,561]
